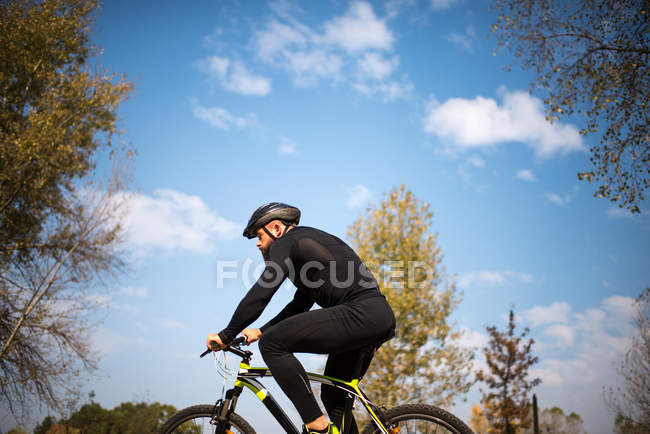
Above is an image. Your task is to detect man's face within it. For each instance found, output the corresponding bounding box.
[255,225,275,260]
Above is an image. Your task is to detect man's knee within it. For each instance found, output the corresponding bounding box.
[259,328,283,359]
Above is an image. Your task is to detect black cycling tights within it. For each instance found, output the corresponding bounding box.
[258,295,395,432]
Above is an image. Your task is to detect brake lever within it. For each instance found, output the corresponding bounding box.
[200,335,249,358]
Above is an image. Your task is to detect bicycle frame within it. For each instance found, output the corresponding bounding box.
[213,360,392,434]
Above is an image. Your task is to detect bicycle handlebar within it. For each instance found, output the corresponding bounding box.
[200,335,250,358]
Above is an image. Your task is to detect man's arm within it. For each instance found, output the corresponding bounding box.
[218,242,292,343]
[260,290,314,333]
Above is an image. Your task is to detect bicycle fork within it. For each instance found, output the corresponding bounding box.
[211,385,244,433]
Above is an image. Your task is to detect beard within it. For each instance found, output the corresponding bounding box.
[260,246,270,261]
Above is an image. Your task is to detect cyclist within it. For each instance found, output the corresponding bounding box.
[206,202,395,434]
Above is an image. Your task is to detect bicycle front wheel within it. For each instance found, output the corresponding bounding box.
[361,403,474,434]
[158,404,256,434]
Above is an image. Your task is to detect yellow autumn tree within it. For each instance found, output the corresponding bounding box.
[347,185,474,408]
[470,403,499,434]
[0,0,133,419]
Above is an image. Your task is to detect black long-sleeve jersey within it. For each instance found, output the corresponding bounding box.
[218,226,382,343]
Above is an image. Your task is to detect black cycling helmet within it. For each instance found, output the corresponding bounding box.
[243,202,301,239]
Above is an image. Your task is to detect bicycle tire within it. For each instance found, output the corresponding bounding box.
[361,403,474,434]
[158,404,256,434]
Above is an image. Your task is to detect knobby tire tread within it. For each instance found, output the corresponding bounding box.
[158,404,256,434]
[361,403,474,434]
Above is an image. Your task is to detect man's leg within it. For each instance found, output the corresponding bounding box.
[259,297,394,429]
[321,349,374,434]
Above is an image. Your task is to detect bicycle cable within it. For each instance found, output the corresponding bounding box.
[213,349,238,401]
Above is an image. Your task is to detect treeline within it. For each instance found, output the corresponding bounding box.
[5,401,178,434]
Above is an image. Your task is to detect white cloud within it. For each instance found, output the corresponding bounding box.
[445,26,476,52]
[255,18,309,62]
[602,295,636,333]
[520,301,572,326]
[543,324,576,347]
[118,189,240,255]
[457,270,534,289]
[250,1,407,99]
[516,169,535,181]
[85,293,112,307]
[357,52,399,80]
[192,100,256,130]
[205,56,229,77]
[545,189,576,205]
[345,184,373,208]
[607,207,633,219]
[90,326,137,357]
[159,318,187,331]
[254,14,343,87]
[526,295,637,433]
[423,88,584,158]
[83,292,142,315]
[431,0,460,10]
[467,155,485,167]
[278,140,296,155]
[607,207,650,222]
[352,79,413,101]
[119,304,140,314]
[323,2,394,52]
[200,56,271,96]
[463,295,638,433]
[121,286,148,298]
[226,62,272,96]
[458,325,489,350]
[284,49,344,86]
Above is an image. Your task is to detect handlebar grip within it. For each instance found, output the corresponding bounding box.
[199,335,249,358]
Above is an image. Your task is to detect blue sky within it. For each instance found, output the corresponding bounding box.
[3,1,649,432]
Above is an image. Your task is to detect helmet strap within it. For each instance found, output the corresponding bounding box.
[262,226,277,241]
[263,222,294,241]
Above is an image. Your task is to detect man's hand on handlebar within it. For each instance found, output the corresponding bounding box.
[206,333,225,351]
[241,328,261,344]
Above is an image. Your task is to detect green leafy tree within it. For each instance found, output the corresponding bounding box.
[33,416,56,434]
[490,0,649,213]
[477,309,541,434]
[34,401,180,433]
[605,288,650,433]
[108,401,179,432]
[66,402,112,433]
[0,0,132,419]
[347,185,474,408]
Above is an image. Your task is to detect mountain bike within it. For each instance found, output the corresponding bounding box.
[158,336,474,434]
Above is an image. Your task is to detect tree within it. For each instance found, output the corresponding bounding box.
[0,0,132,419]
[5,429,28,434]
[33,416,56,434]
[477,309,541,433]
[472,400,587,434]
[33,401,180,433]
[490,0,649,213]
[347,185,474,408]
[605,288,650,433]
[469,402,498,434]
[521,406,587,434]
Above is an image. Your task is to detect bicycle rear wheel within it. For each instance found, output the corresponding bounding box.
[361,403,473,434]
[158,404,256,434]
